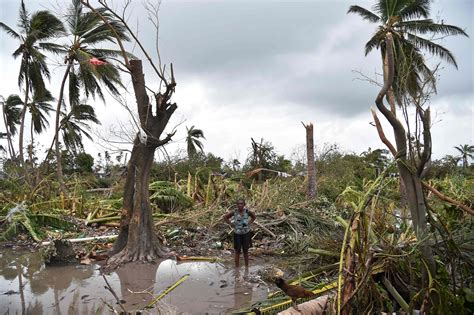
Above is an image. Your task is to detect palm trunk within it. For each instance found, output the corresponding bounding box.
[376,33,435,279]
[29,120,34,166]
[18,79,30,166]
[303,122,317,199]
[54,62,73,193]
[2,110,16,160]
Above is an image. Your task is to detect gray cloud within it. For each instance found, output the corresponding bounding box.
[1,0,472,161]
[141,0,472,118]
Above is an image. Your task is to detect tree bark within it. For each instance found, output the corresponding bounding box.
[2,107,16,160]
[375,33,436,278]
[303,122,317,199]
[18,79,30,167]
[107,59,176,268]
[53,62,73,193]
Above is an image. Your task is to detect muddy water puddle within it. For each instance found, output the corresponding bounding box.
[0,248,270,314]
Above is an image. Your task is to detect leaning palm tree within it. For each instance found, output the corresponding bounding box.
[186,126,205,159]
[348,0,468,302]
[348,0,468,103]
[51,0,129,189]
[1,95,23,159]
[27,90,54,164]
[60,103,100,155]
[454,144,474,169]
[0,0,65,165]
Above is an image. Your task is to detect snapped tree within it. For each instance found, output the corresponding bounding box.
[81,0,177,266]
[302,122,317,199]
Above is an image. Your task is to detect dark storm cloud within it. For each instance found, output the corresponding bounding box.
[136,0,471,118]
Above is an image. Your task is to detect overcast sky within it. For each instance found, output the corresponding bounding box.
[0,0,472,164]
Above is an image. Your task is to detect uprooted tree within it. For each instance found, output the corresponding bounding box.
[81,0,176,266]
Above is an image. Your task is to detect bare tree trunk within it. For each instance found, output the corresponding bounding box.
[109,141,168,262]
[78,1,178,268]
[107,59,176,267]
[303,122,316,199]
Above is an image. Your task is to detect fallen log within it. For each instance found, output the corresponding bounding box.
[255,221,277,238]
[277,295,330,315]
[41,234,118,246]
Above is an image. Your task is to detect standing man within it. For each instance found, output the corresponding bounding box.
[223,198,256,268]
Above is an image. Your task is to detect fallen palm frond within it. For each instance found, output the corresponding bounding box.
[0,203,76,242]
[335,163,399,314]
[150,181,193,212]
[307,248,339,258]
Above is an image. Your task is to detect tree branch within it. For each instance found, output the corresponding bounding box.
[97,0,168,85]
[370,108,397,156]
[423,182,474,216]
[155,130,176,146]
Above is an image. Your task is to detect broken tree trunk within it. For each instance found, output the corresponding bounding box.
[107,59,176,266]
[302,122,317,199]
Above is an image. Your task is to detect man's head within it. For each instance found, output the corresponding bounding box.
[237,198,245,211]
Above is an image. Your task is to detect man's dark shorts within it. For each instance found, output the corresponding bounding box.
[233,232,252,252]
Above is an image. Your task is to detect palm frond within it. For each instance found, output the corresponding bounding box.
[398,20,468,37]
[81,19,129,45]
[68,68,80,106]
[71,103,100,125]
[0,22,21,40]
[399,0,430,20]
[29,90,54,134]
[407,33,458,68]
[4,95,23,135]
[18,0,30,33]
[193,139,205,152]
[149,181,193,210]
[365,27,385,55]
[29,10,65,40]
[38,42,65,55]
[347,5,380,23]
[88,48,131,59]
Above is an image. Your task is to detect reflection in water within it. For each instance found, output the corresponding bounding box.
[0,249,268,314]
[115,262,160,310]
[233,268,254,311]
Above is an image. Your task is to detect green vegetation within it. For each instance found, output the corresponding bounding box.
[0,0,472,314]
